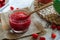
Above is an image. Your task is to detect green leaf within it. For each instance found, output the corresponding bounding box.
[53,0,60,14]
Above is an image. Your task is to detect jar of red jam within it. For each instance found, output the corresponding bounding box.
[9,10,31,33]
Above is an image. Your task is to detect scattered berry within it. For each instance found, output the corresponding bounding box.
[51,33,56,39]
[32,33,38,39]
[40,37,46,40]
[10,6,14,10]
[51,24,56,30]
[57,26,60,30]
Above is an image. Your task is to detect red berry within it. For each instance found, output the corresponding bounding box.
[57,26,60,30]
[10,6,14,10]
[32,33,38,39]
[51,24,56,30]
[40,37,46,40]
[51,33,56,39]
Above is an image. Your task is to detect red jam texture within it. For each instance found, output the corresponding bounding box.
[51,33,56,39]
[32,33,38,39]
[9,11,31,31]
[0,0,5,8]
[57,26,60,30]
[51,24,56,30]
[10,6,14,10]
[40,37,46,40]
[38,0,52,4]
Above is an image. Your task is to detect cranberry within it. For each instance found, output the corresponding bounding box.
[40,37,46,40]
[51,24,56,30]
[32,33,38,39]
[51,33,56,39]
[57,26,60,30]
[10,6,14,10]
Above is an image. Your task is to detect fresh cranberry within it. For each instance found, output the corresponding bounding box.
[57,26,60,30]
[10,6,14,10]
[51,33,56,39]
[32,33,38,39]
[40,37,46,40]
[51,24,56,30]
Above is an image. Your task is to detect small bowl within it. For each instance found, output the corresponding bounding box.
[0,0,9,11]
